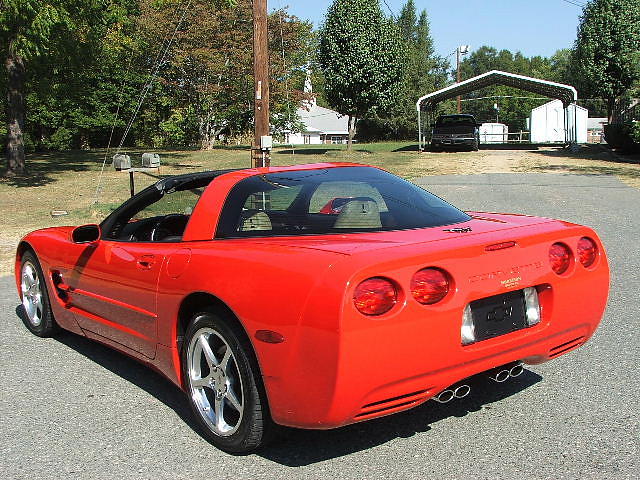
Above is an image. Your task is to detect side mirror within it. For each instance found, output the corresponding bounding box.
[72,224,101,244]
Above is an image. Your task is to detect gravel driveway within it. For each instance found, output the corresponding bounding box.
[1,173,638,479]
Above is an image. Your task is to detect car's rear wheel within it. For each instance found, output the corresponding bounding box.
[20,251,59,337]
[182,310,273,453]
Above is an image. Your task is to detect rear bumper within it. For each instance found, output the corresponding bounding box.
[339,323,593,425]
[272,314,600,429]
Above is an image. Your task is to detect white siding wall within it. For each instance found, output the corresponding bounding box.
[530,100,588,144]
[286,132,322,145]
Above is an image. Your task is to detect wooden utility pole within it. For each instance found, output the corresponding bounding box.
[252,0,270,168]
[456,47,461,113]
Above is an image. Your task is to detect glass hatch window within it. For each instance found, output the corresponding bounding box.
[216,167,470,238]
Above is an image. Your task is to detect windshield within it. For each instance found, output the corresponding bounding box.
[216,167,470,238]
[435,115,476,126]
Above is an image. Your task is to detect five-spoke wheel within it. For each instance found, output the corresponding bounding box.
[19,251,58,337]
[21,261,43,327]
[182,310,273,453]
[187,327,245,436]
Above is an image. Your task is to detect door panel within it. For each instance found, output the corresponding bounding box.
[66,241,166,358]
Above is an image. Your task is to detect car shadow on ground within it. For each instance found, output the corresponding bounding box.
[14,304,542,465]
[14,305,205,438]
[258,371,542,466]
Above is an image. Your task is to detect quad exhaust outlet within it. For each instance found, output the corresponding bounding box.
[432,383,471,403]
[487,361,524,383]
[432,362,524,404]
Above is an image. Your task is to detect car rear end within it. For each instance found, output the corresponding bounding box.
[282,214,609,428]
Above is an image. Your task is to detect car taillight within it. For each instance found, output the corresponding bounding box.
[411,268,450,305]
[353,277,397,316]
[577,237,598,268]
[549,243,572,275]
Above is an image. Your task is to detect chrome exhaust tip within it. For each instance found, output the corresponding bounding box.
[487,361,524,382]
[453,384,471,399]
[489,369,511,383]
[432,389,455,403]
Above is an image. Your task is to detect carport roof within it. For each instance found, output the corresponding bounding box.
[416,70,578,110]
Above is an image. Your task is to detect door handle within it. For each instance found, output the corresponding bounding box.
[136,254,156,270]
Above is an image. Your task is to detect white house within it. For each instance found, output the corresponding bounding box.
[284,73,350,145]
[529,100,588,144]
[587,117,607,143]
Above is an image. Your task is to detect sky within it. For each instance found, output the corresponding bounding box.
[280,0,585,60]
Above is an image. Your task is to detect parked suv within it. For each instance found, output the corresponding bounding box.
[430,114,481,151]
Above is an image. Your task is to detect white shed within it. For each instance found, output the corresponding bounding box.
[530,100,588,144]
[479,123,508,143]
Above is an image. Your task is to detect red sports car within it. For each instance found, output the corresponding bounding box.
[15,163,609,453]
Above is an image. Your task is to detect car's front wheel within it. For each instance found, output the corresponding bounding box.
[182,310,273,453]
[20,251,59,337]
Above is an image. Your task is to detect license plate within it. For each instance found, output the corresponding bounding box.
[470,290,528,342]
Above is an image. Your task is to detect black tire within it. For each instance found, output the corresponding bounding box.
[19,251,59,337]
[430,143,441,152]
[182,309,274,453]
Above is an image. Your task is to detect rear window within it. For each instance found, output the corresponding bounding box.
[216,166,470,238]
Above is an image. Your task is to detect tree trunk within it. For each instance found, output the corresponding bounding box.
[607,97,616,124]
[347,115,357,152]
[5,40,27,176]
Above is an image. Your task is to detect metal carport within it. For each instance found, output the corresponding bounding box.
[416,70,579,151]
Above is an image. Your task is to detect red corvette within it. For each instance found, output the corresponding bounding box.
[15,163,609,453]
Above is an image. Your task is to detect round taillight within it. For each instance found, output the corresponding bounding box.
[411,268,450,305]
[577,237,598,268]
[549,243,572,275]
[353,277,397,316]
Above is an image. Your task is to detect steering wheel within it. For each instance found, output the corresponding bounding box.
[150,214,189,242]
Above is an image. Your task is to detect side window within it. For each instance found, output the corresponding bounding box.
[309,181,388,213]
[133,189,203,220]
[110,188,205,242]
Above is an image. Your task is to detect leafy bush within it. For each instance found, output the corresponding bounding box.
[628,120,640,144]
[604,123,640,153]
[44,127,74,151]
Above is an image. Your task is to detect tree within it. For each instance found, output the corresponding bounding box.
[571,0,640,121]
[357,2,448,141]
[135,0,313,148]
[318,0,404,150]
[1,0,84,175]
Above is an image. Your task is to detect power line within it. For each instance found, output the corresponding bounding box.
[92,0,193,205]
[117,0,193,151]
[381,0,396,17]
[560,0,585,8]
